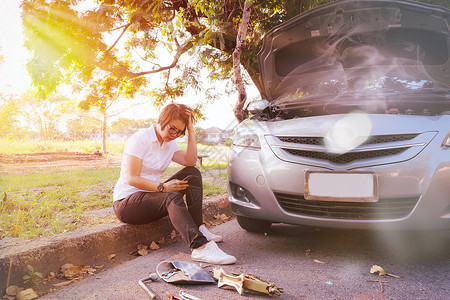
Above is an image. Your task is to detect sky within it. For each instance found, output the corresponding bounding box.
[0,0,260,130]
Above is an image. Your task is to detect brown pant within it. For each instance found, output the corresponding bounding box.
[113,166,208,249]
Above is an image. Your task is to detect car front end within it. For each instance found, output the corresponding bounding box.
[227,0,450,232]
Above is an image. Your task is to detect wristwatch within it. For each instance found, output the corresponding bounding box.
[157,183,165,192]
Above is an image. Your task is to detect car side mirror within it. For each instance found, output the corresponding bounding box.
[247,100,269,114]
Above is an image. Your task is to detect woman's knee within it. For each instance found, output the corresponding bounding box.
[166,192,186,207]
[183,166,201,178]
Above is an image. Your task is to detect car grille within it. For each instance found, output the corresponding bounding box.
[278,134,418,146]
[269,133,428,165]
[284,147,406,164]
[274,192,419,220]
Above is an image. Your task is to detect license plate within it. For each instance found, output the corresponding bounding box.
[305,171,379,202]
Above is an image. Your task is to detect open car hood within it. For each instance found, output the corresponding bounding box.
[258,0,450,101]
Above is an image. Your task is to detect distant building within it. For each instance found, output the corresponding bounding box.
[204,126,233,144]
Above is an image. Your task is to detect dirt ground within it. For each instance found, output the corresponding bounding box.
[0,152,122,174]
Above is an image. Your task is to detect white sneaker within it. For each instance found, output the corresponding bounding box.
[191,241,236,265]
[199,224,223,243]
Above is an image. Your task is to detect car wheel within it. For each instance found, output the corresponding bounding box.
[236,215,272,233]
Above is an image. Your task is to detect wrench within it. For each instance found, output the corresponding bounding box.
[138,273,158,299]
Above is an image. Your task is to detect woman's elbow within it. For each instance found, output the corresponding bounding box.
[185,158,197,166]
[126,175,138,186]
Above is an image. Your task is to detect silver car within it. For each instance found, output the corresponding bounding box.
[227,0,450,233]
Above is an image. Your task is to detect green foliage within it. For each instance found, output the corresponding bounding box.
[17,90,71,140]
[194,126,206,143]
[223,138,233,147]
[23,265,43,290]
[21,0,340,106]
[21,0,448,116]
[0,97,22,139]
[110,117,155,134]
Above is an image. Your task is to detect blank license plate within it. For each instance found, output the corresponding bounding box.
[305,171,378,202]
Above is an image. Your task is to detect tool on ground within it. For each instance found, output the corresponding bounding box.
[178,290,203,300]
[216,268,245,294]
[213,268,284,296]
[166,292,184,300]
[156,261,215,284]
[138,273,158,299]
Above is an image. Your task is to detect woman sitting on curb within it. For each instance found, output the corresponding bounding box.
[112,103,236,265]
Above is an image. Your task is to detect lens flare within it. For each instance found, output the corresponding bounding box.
[325,111,372,154]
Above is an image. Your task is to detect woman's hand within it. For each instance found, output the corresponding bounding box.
[163,179,189,192]
[186,113,195,133]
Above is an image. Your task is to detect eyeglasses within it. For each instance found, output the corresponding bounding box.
[167,124,185,136]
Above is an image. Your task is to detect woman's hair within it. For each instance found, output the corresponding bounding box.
[158,103,194,134]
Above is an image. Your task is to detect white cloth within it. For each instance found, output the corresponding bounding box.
[113,125,179,201]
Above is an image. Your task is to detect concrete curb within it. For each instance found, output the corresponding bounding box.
[0,200,233,296]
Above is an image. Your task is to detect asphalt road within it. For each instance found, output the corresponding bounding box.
[41,219,450,300]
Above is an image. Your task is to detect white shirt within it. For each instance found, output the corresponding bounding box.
[113,125,179,201]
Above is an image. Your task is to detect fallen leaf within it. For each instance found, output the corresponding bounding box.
[64,265,83,279]
[370,265,387,276]
[214,214,230,221]
[6,285,22,296]
[137,244,148,250]
[60,263,75,273]
[370,265,401,278]
[47,272,56,279]
[138,248,150,256]
[52,280,73,287]
[16,288,38,300]
[150,241,160,250]
[94,265,104,269]
[313,258,326,264]
[157,237,165,244]
[107,254,116,260]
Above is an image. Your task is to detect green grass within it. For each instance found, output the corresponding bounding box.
[0,168,120,239]
[0,165,228,240]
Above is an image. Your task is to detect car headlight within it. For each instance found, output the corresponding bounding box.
[443,132,450,148]
[233,133,261,150]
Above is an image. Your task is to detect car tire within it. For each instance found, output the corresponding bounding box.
[236,215,272,233]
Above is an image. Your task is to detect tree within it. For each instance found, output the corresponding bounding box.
[194,126,206,144]
[0,95,22,139]
[21,0,450,122]
[77,70,147,153]
[65,111,101,140]
[20,0,331,121]
[110,117,154,135]
[18,90,70,140]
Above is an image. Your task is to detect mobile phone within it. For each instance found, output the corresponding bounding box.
[182,175,197,182]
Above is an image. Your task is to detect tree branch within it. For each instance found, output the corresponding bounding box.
[124,40,193,78]
[232,0,252,123]
[103,23,131,57]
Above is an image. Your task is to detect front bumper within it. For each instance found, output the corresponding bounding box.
[227,129,450,231]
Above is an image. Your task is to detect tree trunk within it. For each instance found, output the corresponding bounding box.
[102,114,107,154]
[232,0,252,123]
